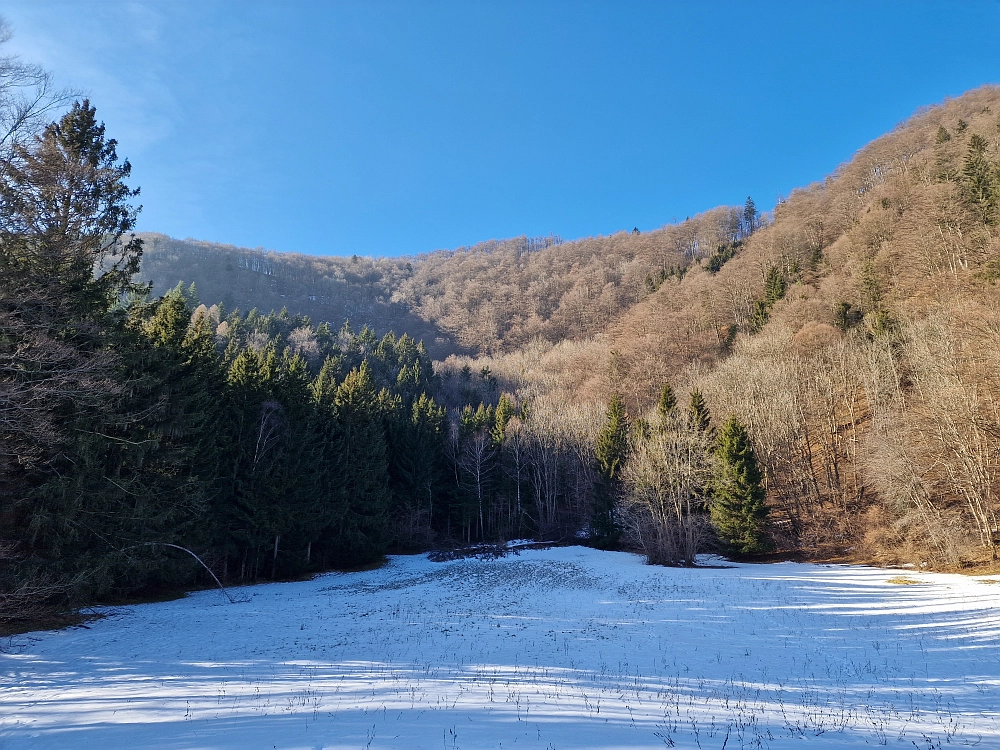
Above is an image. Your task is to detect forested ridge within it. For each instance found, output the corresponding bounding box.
[139,207,748,357]
[3,25,1000,627]
[144,85,1000,573]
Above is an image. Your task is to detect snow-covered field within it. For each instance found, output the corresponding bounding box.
[3,547,1000,749]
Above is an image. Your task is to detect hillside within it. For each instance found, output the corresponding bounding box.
[462,85,1000,566]
[136,233,460,359]
[132,85,1000,569]
[138,207,750,357]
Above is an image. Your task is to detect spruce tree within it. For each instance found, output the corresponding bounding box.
[657,383,677,427]
[492,393,515,446]
[220,345,286,580]
[591,393,629,547]
[963,134,999,224]
[742,196,758,238]
[688,389,712,435]
[0,101,151,608]
[324,361,390,565]
[764,266,786,305]
[709,417,771,555]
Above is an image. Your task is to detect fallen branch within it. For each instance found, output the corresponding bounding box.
[127,542,239,604]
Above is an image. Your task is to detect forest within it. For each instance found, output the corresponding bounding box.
[0,96,768,623]
[3,26,1000,627]
[144,86,1000,572]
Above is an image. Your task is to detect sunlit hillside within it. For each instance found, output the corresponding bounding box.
[462,85,1000,565]
[141,85,1000,567]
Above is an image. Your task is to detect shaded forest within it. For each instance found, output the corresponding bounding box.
[137,234,461,360]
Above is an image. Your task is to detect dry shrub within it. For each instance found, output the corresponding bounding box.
[792,322,841,353]
[619,414,714,565]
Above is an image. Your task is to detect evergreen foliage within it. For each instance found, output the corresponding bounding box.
[709,417,772,555]
[742,196,758,238]
[763,266,787,305]
[0,101,491,619]
[704,241,740,274]
[687,389,712,435]
[595,393,630,480]
[656,383,677,426]
[591,393,629,547]
[962,133,1000,223]
[746,265,788,333]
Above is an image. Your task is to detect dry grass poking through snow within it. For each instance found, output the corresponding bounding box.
[3,547,1000,749]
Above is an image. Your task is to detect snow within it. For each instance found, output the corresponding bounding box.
[3,546,1000,749]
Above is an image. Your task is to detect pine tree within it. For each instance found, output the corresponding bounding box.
[656,383,677,428]
[591,393,629,547]
[963,134,999,224]
[688,389,712,435]
[709,417,771,555]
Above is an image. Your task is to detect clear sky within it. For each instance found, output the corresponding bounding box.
[4,1,1000,258]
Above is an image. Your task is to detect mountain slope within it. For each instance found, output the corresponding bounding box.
[138,85,1000,566]
[463,85,1000,564]
[138,207,750,357]
[136,233,462,358]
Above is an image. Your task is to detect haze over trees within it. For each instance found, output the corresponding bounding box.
[3,19,1000,625]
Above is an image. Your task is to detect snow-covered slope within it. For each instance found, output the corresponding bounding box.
[3,547,1000,749]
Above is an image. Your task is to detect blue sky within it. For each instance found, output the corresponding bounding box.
[5,1,1000,258]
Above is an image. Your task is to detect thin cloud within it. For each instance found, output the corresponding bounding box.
[2,1,178,154]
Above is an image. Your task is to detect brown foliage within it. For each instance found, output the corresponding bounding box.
[139,85,1000,567]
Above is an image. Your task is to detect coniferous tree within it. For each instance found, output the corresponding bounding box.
[221,345,286,580]
[764,266,787,305]
[709,417,771,555]
[307,356,349,566]
[657,383,677,428]
[963,133,999,224]
[688,389,712,435]
[318,361,390,566]
[741,196,758,238]
[385,392,447,550]
[0,100,150,608]
[492,393,515,446]
[591,393,629,547]
[265,350,322,577]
